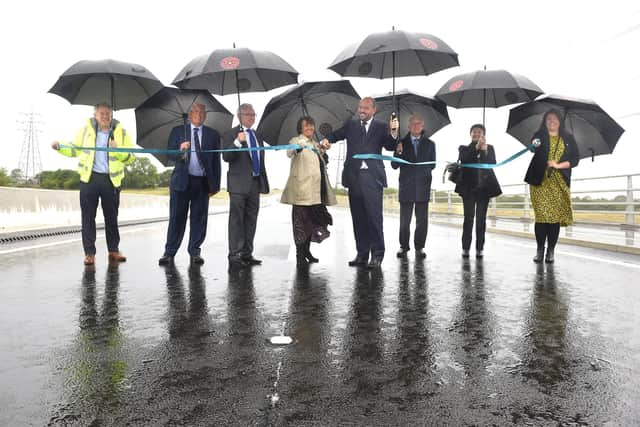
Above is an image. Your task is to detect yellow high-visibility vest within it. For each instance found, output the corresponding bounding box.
[57,118,135,187]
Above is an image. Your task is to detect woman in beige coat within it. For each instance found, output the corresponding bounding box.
[281,116,337,265]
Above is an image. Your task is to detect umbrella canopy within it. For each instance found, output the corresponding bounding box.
[328,29,459,83]
[436,69,543,109]
[507,94,625,160]
[135,87,233,166]
[256,80,360,146]
[172,47,298,106]
[49,59,163,110]
[373,89,450,138]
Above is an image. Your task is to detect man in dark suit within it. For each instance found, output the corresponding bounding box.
[391,114,436,259]
[223,103,270,268]
[321,97,398,269]
[158,103,221,266]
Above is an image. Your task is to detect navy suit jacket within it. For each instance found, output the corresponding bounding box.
[168,124,221,194]
[391,132,436,202]
[325,118,396,188]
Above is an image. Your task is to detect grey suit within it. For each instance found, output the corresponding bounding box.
[222,125,270,260]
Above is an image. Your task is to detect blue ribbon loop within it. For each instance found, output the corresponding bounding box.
[58,143,305,154]
[353,144,534,169]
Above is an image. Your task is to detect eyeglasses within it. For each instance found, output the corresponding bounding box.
[241,113,256,117]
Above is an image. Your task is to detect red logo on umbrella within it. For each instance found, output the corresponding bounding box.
[449,80,464,91]
[220,56,240,70]
[420,38,438,50]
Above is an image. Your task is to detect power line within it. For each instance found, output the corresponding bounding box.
[17,111,43,183]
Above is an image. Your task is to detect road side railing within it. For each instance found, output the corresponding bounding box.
[382,173,640,248]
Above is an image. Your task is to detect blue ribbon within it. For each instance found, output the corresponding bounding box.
[59,143,305,154]
[353,144,534,169]
[353,154,436,166]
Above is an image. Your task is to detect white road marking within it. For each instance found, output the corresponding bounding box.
[0,227,158,255]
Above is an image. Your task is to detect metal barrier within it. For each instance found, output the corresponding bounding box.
[386,173,640,248]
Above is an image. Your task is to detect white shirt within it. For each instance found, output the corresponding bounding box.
[360,119,370,169]
[188,124,204,176]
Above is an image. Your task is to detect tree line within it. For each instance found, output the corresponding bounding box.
[0,158,172,190]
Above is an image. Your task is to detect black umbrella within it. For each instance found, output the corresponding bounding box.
[172,45,298,107]
[135,87,233,166]
[435,68,543,124]
[329,28,458,136]
[328,28,459,97]
[373,89,450,138]
[506,94,625,160]
[49,59,163,110]
[256,80,360,146]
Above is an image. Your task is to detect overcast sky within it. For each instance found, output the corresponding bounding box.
[1,0,638,192]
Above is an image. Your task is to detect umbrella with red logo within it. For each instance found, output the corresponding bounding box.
[172,45,298,108]
[435,68,543,125]
[328,28,459,116]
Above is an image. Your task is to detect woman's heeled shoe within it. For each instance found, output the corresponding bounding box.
[304,239,318,263]
[296,244,309,266]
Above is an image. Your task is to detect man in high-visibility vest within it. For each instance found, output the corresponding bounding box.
[52,103,135,266]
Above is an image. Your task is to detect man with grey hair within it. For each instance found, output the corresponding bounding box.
[223,103,270,268]
[158,103,222,266]
[391,114,436,259]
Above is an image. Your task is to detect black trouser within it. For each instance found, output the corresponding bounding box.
[164,175,210,257]
[461,194,489,251]
[347,171,385,260]
[534,222,561,250]
[399,201,429,251]
[79,173,120,255]
[228,178,260,258]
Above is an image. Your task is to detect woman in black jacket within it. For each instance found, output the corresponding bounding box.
[524,109,580,263]
[454,124,502,259]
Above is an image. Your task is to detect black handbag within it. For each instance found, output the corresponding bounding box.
[445,161,463,184]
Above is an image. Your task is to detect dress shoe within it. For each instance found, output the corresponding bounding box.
[545,248,555,263]
[367,258,383,269]
[462,249,470,258]
[108,251,127,262]
[190,255,205,265]
[476,250,484,259]
[533,247,544,263]
[229,256,249,268]
[348,256,368,267]
[242,256,262,265]
[396,248,408,258]
[84,254,95,266]
[158,255,174,266]
[415,249,426,259]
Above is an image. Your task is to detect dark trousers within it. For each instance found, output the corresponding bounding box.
[164,176,210,257]
[228,178,260,258]
[348,171,385,260]
[79,173,120,255]
[399,201,429,251]
[534,222,561,250]
[462,194,489,251]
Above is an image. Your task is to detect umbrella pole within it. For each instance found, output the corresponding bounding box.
[392,51,399,141]
[482,88,486,127]
[235,69,241,110]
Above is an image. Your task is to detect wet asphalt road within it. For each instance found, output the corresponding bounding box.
[1,202,639,426]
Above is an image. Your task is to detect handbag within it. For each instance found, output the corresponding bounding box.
[445,161,463,184]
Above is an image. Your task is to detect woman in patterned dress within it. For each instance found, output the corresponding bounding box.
[525,109,580,263]
[280,116,337,266]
